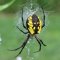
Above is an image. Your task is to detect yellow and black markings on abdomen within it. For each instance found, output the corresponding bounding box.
[26,14,42,35]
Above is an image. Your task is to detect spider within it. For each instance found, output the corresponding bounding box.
[9,7,46,57]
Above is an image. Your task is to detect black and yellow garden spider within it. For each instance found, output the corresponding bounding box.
[9,7,46,57]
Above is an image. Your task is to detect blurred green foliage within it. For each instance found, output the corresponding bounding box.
[0,12,60,60]
[38,0,60,11]
[0,0,60,60]
[0,0,60,13]
[0,0,15,11]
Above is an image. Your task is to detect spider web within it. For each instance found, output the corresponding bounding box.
[17,2,44,31]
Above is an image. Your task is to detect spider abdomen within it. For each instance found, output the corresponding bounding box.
[26,14,42,35]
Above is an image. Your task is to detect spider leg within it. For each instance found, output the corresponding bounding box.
[34,35,46,53]
[8,46,22,51]
[41,7,45,28]
[9,34,30,57]
[40,39,46,46]
[36,35,46,46]
[15,43,25,57]
[21,8,27,29]
[16,26,28,34]
[15,34,30,57]
[8,39,25,51]
[34,35,42,53]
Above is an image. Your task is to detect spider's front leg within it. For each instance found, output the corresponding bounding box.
[15,34,30,57]
[34,35,46,53]
[34,35,41,53]
[9,34,30,57]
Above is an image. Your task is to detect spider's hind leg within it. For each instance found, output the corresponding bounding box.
[21,8,27,29]
[41,7,45,28]
[16,26,28,34]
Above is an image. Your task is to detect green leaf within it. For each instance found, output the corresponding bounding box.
[0,0,15,11]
